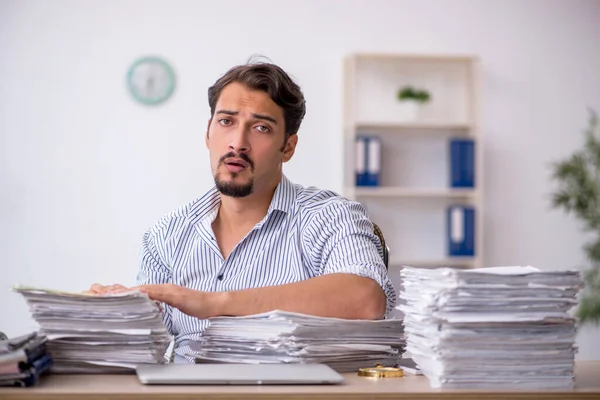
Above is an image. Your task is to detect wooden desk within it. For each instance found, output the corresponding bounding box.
[1,361,599,400]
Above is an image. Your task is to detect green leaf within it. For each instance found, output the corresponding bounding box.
[583,241,600,264]
[551,157,584,181]
[551,190,574,211]
[577,292,600,325]
[583,267,600,289]
[397,87,415,101]
[397,86,430,103]
[550,108,600,328]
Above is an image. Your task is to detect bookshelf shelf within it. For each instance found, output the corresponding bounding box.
[353,187,477,199]
[351,53,476,63]
[354,122,473,133]
[342,52,484,283]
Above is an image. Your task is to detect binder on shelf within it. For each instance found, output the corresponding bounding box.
[355,136,367,186]
[355,135,381,187]
[366,136,381,186]
[446,205,475,257]
[449,138,475,188]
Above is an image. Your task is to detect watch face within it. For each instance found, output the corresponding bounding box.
[127,56,176,105]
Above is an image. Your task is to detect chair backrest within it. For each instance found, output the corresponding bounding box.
[372,223,389,271]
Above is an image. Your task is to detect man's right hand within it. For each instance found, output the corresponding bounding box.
[83,283,129,295]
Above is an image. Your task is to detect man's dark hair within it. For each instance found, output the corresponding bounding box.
[208,57,306,140]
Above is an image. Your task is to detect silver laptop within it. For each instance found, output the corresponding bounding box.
[136,363,344,385]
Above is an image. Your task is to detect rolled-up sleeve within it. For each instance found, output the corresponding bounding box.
[136,222,175,335]
[303,199,397,317]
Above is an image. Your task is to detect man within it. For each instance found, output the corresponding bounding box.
[86,59,396,362]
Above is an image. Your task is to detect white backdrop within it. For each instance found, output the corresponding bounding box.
[1,0,599,359]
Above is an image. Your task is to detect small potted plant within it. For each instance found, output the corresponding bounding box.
[396,86,431,121]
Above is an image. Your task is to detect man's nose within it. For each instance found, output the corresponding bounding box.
[229,126,251,153]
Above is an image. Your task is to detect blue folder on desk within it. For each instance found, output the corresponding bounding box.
[0,332,53,387]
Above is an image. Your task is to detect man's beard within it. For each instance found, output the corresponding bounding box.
[215,173,254,198]
[214,152,254,198]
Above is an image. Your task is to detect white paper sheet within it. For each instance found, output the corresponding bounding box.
[398,266,582,389]
[13,286,171,373]
[188,310,405,372]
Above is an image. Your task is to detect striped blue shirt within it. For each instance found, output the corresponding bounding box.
[135,175,396,362]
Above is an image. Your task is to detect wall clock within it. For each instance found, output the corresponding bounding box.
[126,56,176,106]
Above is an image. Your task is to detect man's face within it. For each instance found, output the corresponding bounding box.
[206,82,297,198]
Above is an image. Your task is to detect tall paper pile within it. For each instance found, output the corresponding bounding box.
[398,266,582,389]
[14,287,171,373]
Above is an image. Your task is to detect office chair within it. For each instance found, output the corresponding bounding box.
[372,223,389,271]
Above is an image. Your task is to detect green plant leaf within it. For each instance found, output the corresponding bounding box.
[551,190,574,211]
[550,108,600,327]
[583,267,600,289]
[397,86,430,103]
[583,240,600,264]
[552,157,584,181]
[576,292,600,325]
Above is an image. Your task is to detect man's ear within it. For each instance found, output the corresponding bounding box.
[205,118,211,148]
[282,134,298,163]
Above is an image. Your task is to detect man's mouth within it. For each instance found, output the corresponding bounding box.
[224,158,249,173]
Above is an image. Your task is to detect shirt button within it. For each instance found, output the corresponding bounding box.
[217,274,224,281]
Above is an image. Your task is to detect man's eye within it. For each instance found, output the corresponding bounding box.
[256,125,270,132]
[218,119,232,126]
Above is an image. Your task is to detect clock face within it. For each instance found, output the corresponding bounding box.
[127,56,176,105]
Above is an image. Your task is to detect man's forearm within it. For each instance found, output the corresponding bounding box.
[215,273,387,320]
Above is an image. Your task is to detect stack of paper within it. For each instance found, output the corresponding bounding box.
[398,266,582,389]
[0,332,52,386]
[13,286,171,373]
[189,310,404,372]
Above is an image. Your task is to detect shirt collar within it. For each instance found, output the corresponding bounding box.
[191,174,296,226]
[266,174,296,216]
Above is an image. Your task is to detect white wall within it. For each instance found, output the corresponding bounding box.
[1,0,599,359]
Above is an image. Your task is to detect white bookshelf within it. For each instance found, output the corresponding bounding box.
[351,187,477,199]
[354,122,473,132]
[342,53,484,277]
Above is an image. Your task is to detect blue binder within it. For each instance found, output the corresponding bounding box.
[447,205,475,256]
[356,136,381,186]
[366,136,381,186]
[355,136,367,186]
[449,139,475,188]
